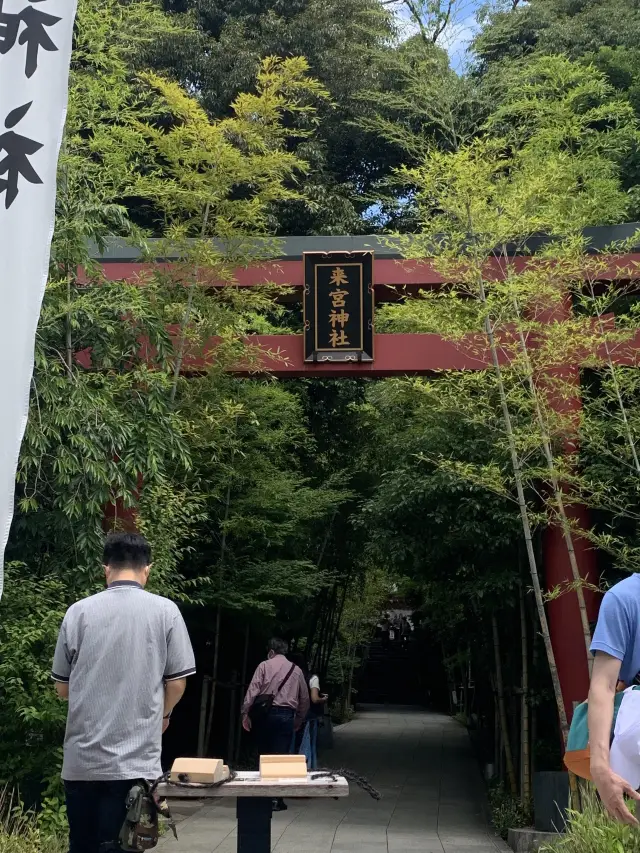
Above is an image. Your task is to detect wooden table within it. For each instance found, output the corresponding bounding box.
[158,772,349,853]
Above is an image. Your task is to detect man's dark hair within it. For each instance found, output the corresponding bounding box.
[103,532,151,571]
[268,637,289,656]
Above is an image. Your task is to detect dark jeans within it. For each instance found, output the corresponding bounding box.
[254,707,295,808]
[64,779,139,853]
[254,706,295,759]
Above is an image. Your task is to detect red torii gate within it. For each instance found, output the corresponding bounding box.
[95,224,640,721]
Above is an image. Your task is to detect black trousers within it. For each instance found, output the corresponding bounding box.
[64,779,140,853]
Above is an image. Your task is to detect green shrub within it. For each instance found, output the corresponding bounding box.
[329,699,354,725]
[0,790,64,853]
[35,798,67,841]
[0,566,70,795]
[541,786,640,852]
[488,783,532,840]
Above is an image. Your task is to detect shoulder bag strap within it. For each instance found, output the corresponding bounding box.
[274,663,296,698]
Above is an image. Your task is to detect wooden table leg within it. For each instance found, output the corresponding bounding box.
[237,797,272,853]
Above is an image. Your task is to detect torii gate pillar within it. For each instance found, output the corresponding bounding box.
[544,508,599,718]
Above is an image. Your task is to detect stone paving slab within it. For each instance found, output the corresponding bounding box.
[160,705,510,853]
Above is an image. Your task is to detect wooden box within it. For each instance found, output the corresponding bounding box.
[259,754,308,780]
[170,757,228,784]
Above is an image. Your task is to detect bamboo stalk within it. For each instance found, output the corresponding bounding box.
[530,601,539,793]
[586,279,640,474]
[235,623,250,765]
[478,274,570,742]
[197,675,211,757]
[66,273,73,381]
[204,604,222,754]
[519,581,531,806]
[511,292,593,672]
[322,582,349,677]
[492,614,518,796]
[170,202,210,403]
[227,669,238,762]
[204,434,235,755]
[59,140,74,383]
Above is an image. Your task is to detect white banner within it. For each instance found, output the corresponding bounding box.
[0,0,78,597]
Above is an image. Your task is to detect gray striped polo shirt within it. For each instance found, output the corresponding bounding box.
[52,581,196,781]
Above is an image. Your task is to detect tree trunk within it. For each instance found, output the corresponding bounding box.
[492,614,518,796]
[479,276,570,743]
[519,582,531,806]
[512,294,593,672]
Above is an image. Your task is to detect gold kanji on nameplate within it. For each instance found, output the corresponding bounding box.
[303,252,375,363]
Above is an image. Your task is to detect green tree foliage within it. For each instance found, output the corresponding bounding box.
[0,566,69,794]
[148,0,406,233]
[9,0,325,583]
[475,0,640,67]
[359,378,521,638]
[362,54,639,760]
[474,0,640,206]
[326,567,391,718]
[6,0,640,818]
[183,380,348,617]
[1,0,341,792]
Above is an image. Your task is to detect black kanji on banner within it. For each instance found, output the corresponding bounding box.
[0,0,61,78]
[303,252,374,363]
[0,102,43,209]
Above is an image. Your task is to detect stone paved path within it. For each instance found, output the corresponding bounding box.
[162,706,509,853]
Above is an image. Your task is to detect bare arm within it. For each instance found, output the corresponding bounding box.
[310,687,326,704]
[55,681,69,700]
[241,663,268,732]
[589,652,620,774]
[589,652,640,825]
[164,678,187,717]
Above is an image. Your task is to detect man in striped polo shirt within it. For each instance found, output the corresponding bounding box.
[52,532,196,853]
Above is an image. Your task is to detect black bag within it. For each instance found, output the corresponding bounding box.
[119,779,177,852]
[249,663,296,724]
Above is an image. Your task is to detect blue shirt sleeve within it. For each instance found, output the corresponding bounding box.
[591,590,630,662]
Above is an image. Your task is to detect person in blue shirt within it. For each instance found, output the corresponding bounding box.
[589,574,640,824]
